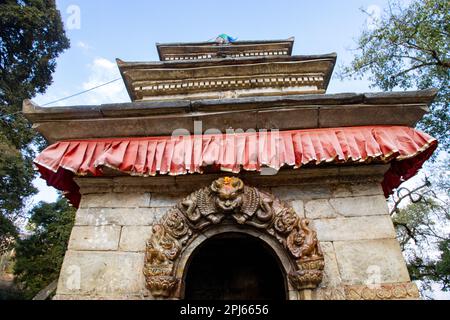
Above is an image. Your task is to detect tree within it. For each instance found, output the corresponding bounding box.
[0,134,35,255]
[341,0,449,150]
[0,0,70,249]
[392,195,450,296]
[343,0,450,298]
[0,214,17,255]
[13,197,75,299]
[389,155,449,297]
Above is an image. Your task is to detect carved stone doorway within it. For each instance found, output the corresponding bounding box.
[184,233,287,300]
[143,177,325,300]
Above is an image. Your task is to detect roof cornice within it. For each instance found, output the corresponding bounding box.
[23,89,437,143]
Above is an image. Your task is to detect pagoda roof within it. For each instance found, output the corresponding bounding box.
[156,37,295,61]
[117,53,337,101]
[23,89,437,144]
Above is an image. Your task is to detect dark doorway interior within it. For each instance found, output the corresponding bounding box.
[184,233,286,300]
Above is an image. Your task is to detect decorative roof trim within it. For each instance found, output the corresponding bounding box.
[33,126,437,207]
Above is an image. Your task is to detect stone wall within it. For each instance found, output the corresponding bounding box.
[54,166,418,300]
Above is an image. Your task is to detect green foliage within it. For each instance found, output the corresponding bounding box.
[0,134,36,231]
[343,0,449,298]
[341,0,449,150]
[13,197,75,299]
[407,239,450,293]
[0,0,69,249]
[0,214,17,255]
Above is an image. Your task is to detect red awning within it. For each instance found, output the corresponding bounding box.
[34,126,437,208]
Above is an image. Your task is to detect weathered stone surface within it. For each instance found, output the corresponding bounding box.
[56,251,147,296]
[157,40,294,62]
[74,165,388,195]
[344,282,420,300]
[75,208,161,226]
[331,183,384,198]
[258,107,318,130]
[119,226,153,252]
[319,104,428,128]
[333,239,410,285]
[305,199,338,219]
[290,200,305,217]
[313,287,346,300]
[338,165,389,178]
[199,110,258,135]
[311,216,396,242]
[75,178,114,195]
[329,195,389,217]
[319,242,342,288]
[27,88,435,143]
[313,282,420,300]
[79,193,151,208]
[288,290,300,300]
[150,207,168,222]
[149,193,180,208]
[68,226,121,251]
[271,185,331,200]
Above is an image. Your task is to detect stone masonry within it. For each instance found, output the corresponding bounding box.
[54,165,417,300]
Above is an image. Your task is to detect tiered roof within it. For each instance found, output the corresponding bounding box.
[24,37,438,207]
[117,38,336,101]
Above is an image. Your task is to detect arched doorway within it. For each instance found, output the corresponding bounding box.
[184,233,287,300]
[143,177,325,299]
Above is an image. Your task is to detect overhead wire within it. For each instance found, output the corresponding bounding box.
[41,78,121,106]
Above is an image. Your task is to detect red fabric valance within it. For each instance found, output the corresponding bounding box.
[34,126,437,208]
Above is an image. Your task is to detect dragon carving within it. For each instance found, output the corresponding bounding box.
[143,177,324,297]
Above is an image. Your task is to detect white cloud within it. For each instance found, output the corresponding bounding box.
[33,57,130,107]
[76,40,92,51]
[79,57,130,105]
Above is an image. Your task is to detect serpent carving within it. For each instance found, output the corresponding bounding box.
[143,177,325,297]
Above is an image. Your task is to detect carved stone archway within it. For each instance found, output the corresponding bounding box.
[143,177,325,299]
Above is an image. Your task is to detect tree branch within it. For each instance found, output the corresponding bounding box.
[394,221,417,243]
[390,179,431,216]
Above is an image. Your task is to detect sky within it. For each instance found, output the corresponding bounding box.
[28,0,448,299]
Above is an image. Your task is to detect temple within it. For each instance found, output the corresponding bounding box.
[24,37,437,300]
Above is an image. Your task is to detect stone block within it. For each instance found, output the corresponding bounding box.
[149,193,180,208]
[319,242,342,288]
[271,185,331,201]
[75,207,162,226]
[312,216,396,242]
[313,287,346,300]
[151,207,168,222]
[329,195,389,217]
[290,200,305,217]
[332,183,384,198]
[56,251,147,296]
[68,226,121,251]
[79,193,151,208]
[305,199,339,219]
[119,226,153,252]
[257,107,318,130]
[344,282,420,300]
[333,239,410,285]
